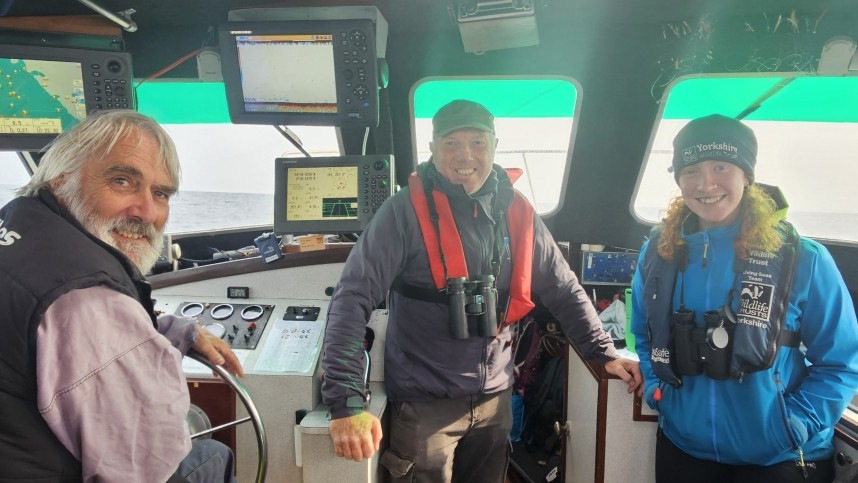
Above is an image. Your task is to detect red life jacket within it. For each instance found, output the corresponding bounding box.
[408,173,535,327]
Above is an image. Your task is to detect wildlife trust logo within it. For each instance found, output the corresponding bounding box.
[681,142,740,165]
[0,218,22,246]
[739,281,774,321]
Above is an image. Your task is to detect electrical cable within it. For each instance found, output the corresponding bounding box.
[361,127,370,155]
[134,47,205,88]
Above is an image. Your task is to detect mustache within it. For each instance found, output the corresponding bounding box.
[106,217,158,241]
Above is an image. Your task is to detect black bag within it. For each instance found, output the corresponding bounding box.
[519,355,565,453]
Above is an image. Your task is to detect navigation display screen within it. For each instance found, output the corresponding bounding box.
[285,166,359,221]
[235,34,337,115]
[0,57,86,135]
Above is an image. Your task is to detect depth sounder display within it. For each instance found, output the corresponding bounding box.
[285,166,359,221]
[274,155,393,234]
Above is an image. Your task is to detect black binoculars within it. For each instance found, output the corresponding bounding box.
[672,308,733,379]
[447,275,498,339]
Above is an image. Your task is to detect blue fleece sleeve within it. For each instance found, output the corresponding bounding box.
[784,239,858,444]
[631,241,660,408]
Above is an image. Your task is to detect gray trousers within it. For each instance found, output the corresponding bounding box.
[173,439,237,483]
[380,387,512,483]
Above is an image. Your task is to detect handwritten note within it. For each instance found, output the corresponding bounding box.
[254,318,324,374]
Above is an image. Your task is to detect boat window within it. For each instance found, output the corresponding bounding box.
[135,80,341,234]
[633,75,858,244]
[0,152,29,207]
[412,78,579,215]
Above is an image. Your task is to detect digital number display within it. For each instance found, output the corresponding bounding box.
[227,286,250,299]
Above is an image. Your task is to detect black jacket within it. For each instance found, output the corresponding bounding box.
[0,190,154,482]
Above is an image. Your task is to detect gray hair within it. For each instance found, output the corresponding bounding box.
[17,109,181,197]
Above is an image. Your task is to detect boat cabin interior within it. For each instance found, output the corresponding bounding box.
[0,0,857,481]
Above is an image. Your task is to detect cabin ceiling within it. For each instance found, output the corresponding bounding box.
[1,0,853,32]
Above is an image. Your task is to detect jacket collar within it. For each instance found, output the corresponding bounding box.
[36,188,148,282]
[416,161,514,222]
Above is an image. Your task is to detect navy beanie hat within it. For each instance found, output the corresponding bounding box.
[671,114,757,183]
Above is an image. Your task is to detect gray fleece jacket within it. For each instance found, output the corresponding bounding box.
[320,162,616,419]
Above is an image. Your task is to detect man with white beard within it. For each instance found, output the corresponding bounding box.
[0,110,242,482]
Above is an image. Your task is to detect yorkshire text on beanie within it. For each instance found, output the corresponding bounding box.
[672,114,758,182]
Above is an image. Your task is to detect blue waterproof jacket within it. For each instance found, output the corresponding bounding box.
[631,220,858,465]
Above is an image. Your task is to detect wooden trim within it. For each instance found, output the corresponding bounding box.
[187,380,237,457]
[0,15,122,37]
[594,378,608,483]
[149,246,352,290]
[633,394,659,422]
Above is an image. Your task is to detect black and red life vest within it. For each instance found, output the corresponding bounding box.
[408,173,536,327]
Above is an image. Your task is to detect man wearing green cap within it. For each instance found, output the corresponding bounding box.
[321,99,641,482]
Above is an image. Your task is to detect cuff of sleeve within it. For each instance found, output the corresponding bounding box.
[179,320,198,355]
[595,351,618,366]
[328,400,365,420]
[644,383,658,408]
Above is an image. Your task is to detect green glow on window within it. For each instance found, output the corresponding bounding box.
[135,81,231,124]
[414,79,577,118]
[662,76,858,122]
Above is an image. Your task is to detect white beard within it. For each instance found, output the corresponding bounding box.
[58,184,163,274]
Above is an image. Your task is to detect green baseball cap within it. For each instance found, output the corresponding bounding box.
[432,100,495,138]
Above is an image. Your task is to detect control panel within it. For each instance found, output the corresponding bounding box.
[175,301,274,350]
[358,156,393,222]
[333,22,379,125]
[282,305,321,321]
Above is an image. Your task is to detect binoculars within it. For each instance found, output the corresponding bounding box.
[447,275,498,339]
[672,308,733,379]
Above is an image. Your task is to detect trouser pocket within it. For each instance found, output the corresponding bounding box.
[380,449,415,481]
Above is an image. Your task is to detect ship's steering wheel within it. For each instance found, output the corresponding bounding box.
[186,351,268,483]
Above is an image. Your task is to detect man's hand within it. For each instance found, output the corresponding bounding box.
[193,326,244,377]
[603,357,643,395]
[329,412,383,462]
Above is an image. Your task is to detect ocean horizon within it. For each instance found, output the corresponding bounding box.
[2,185,857,243]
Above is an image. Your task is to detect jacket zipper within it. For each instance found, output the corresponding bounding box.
[773,370,808,478]
[472,199,491,391]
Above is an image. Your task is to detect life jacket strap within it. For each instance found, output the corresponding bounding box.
[391,279,449,304]
[779,329,801,348]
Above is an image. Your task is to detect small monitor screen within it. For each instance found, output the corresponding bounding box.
[285,165,359,222]
[273,155,394,235]
[236,33,337,115]
[0,57,87,135]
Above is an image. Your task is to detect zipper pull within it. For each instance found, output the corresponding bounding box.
[702,232,709,268]
[797,449,808,478]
